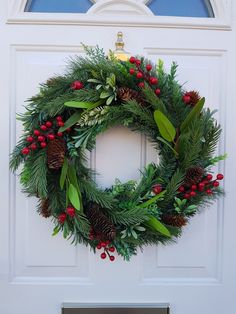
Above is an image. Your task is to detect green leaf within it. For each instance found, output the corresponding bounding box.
[106,95,114,105]
[68,183,80,210]
[180,97,205,132]
[59,111,81,132]
[138,190,166,208]
[145,216,171,237]
[60,158,68,190]
[100,91,112,99]
[64,101,94,109]
[87,78,101,83]
[52,225,61,236]
[154,110,176,142]
[156,136,178,156]
[68,166,83,212]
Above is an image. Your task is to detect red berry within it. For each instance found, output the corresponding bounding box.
[40,142,47,148]
[105,240,110,245]
[178,186,185,193]
[109,247,115,253]
[146,64,152,71]
[206,189,213,195]
[217,174,224,180]
[129,68,135,75]
[138,82,145,88]
[129,56,136,64]
[47,134,55,140]
[100,252,107,259]
[21,147,30,155]
[66,128,71,133]
[191,185,197,191]
[135,59,141,66]
[198,182,205,189]
[136,72,143,79]
[155,88,161,96]
[45,121,52,128]
[190,191,196,197]
[66,206,75,217]
[100,242,107,248]
[152,184,162,195]
[57,132,63,137]
[30,143,37,150]
[109,256,115,261]
[37,135,45,142]
[57,121,64,127]
[149,77,158,85]
[26,136,34,143]
[56,116,63,122]
[184,193,190,199]
[34,130,40,136]
[40,125,47,131]
[58,213,67,224]
[71,80,84,90]
[183,95,191,104]
[96,244,102,250]
[213,181,220,187]
[206,174,213,181]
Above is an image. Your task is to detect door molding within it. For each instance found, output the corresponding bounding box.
[7,0,232,30]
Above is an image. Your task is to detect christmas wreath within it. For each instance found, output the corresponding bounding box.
[10,46,226,261]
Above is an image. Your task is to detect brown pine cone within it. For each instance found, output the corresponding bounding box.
[184,166,204,187]
[39,198,51,218]
[47,138,66,170]
[117,87,144,105]
[162,214,187,227]
[86,203,116,240]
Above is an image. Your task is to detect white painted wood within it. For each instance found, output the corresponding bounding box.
[0,1,236,314]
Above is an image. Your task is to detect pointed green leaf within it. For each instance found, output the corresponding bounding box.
[180,97,205,132]
[68,183,80,210]
[154,110,176,142]
[145,216,171,237]
[52,225,61,236]
[59,111,81,132]
[64,101,94,109]
[106,95,114,105]
[138,190,166,208]
[60,158,68,190]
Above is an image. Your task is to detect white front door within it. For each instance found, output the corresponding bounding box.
[1,1,235,314]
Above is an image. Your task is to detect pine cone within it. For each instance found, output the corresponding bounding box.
[47,138,66,170]
[162,214,187,227]
[86,203,116,240]
[184,166,204,186]
[117,87,144,105]
[39,198,51,218]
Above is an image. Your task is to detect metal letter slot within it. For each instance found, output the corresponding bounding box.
[62,304,170,314]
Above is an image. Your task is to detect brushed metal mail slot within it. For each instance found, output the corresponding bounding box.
[62,305,170,314]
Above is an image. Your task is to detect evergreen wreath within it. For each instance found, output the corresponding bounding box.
[10,46,226,261]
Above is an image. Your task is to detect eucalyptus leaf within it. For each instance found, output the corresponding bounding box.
[100,91,112,99]
[154,110,176,142]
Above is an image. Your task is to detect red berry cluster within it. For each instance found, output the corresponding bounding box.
[96,241,116,261]
[89,229,116,261]
[58,206,76,224]
[178,173,224,199]
[152,184,163,195]
[21,116,70,155]
[71,80,84,90]
[129,56,160,95]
